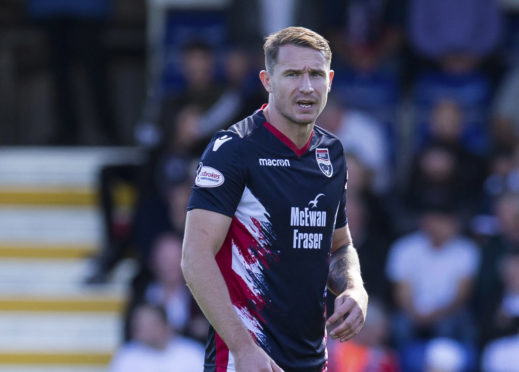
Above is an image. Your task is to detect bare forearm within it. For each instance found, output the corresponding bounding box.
[326,241,368,342]
[181,250,255,353]
[327,244,363,296]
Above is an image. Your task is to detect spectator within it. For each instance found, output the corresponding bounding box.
[85,104,202,284]
[479,148,519,217]
[324,153,396,322]
[475,193,519,346]
[160,39,225,111]
[109,303,204,372]
[416,98,488,163]
[158,40,260,150]
[216,45,267,123]
[193,45,266,143]
[481,332,519,372]
[417,99,466,151]
[328,299,400,372]
[343,153,396,239]
[408,0,501,156]
[490,253,519,338]
[492,67,519,151]
[325,0,405,115]
[413,99,487,206]
[26,0,119,145]
[125,233,208,343]
[412,63,493,155]
[319,96,392,193]
[340,156,395,302]
[386,202,480,349]
[322,0,405,160]
[403,143,473,225]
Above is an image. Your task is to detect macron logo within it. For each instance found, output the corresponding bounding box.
[213,135,232,151]
[258,158,291,167]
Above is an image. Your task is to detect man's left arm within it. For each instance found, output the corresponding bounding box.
[326,225,368,342]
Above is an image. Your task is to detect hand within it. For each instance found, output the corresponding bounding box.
[233,343,284,372]
[326,286,368,342]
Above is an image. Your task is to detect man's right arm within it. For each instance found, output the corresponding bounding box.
[181,208,282,372]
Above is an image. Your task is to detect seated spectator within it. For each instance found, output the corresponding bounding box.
[409,0,499,157]
[418,99,466,150]
[413,99,487,203]
[386,201,480,349]
[160,39,225,113]
[160,41,266,148]
[325,0,404,125]
[412,61,493,155]
[125,233,208,343]
[84,103,203,284]
[325,153,396,316]
[344,182,394,302]
[155,0,228,96]
[491,252,519,337]
[319,97,392,193]
[476,194,519,345]
[492,67,519,151]
[328,299,400,372]
[109,303,204,372]
[481,333,519,371]
[194,45,266,141]
[320,0,405,163]
[330,65,401,133]
[403,143,476,226]
[479,148,519,217]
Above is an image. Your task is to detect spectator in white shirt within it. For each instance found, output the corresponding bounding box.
[109,303,204,372]
[386,202,480,348]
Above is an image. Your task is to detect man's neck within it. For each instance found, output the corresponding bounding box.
[263,105,314,149]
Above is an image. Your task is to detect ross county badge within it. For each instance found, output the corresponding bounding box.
[315,148,333,177]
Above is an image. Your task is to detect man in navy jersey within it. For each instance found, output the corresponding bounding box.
[181,26,368,372]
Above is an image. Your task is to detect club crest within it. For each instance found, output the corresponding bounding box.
[316,148,333,177]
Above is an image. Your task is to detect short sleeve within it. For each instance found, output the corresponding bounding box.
[187,131,246,218]
[334,152,348,229]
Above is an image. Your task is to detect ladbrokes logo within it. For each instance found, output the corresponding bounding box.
[195,163,224,188]
[290,193,327,249]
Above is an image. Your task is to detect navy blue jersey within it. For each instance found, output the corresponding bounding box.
[188,108,348,372]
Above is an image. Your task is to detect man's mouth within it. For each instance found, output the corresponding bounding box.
[297,100,315,109]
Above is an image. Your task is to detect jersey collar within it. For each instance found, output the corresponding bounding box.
[260,104,314,157]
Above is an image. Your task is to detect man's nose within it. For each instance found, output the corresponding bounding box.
[299,73,314,93]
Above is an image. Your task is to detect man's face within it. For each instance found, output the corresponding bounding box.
[261,44,333,126]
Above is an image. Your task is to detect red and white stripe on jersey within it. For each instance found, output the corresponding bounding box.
[213,186,276,370]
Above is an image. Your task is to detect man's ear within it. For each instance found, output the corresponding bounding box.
[328,70,334,92]
[259,70,272,93]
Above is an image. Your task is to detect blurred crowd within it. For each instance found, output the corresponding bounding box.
[7,0,519,371]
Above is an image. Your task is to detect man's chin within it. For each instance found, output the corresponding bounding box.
[292,112,318,126]
[281,111,317,126]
